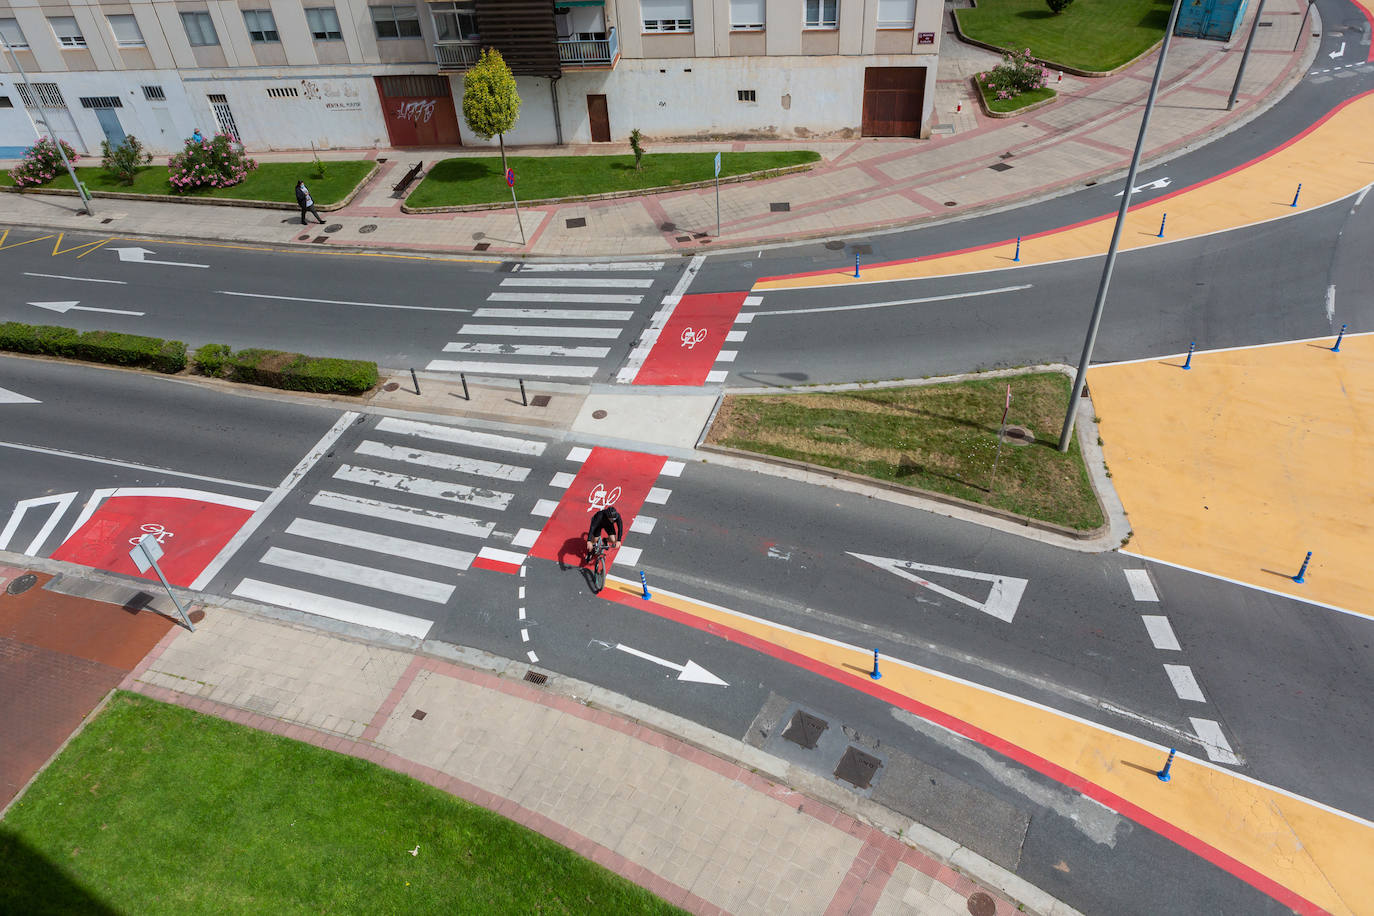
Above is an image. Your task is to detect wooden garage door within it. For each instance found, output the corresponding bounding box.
[375,75,462,147]
[861,67,926,138]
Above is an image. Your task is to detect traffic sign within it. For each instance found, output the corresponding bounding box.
[713,152,721,177]
[505,167,515,187]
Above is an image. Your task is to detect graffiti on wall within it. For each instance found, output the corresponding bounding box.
[299,79,362,112]
[393,99,437,124]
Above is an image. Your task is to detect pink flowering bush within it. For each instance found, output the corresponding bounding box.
[9,137,79,188]
[166,132,256,193]
[979,48,1050,102]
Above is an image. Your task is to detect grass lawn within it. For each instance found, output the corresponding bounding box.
[977,82,1057,114]
[707,372,1105,531]
[1,160,374,205]
[0,692,681,916]
[406,150,821,207]
[956,0,1172,72]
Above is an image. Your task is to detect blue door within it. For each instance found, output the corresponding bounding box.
[93,107,126,147]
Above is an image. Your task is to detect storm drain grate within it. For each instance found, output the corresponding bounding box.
[693,232,708,239]
[524,670,548,685]
[782,710,828,749]
[474,242,491,251]
[835,746,882,789]
[1257,20,1272,26]
[312,236,330,244]
[989,162,1014,172]
[412,709,427,720]
[530,394,551,407]
[101,218,114,224]
[566,217,587,229]
[660,222,677,233]
[676,235,692,242]
[770,202,790,212]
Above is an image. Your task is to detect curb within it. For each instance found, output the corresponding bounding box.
[951,2,1163,78]
[970,77,1060,119]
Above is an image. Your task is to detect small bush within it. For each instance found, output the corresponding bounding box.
[100,134,154,186]
[193,343,234,376]
[629,129,645,171]
[9,137,79,188]
[216,347,377,395]
[167,132,257,193]
[1046,0,1074,12]
[978,48,1050,102]
[0,322,185,372]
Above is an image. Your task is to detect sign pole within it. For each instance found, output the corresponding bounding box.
[129,534,194,631]
[506,167,526,246]
[989,384,1011,493]
[714,151,721,237]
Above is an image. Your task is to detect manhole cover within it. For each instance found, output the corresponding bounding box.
[835,746,882,789]
[770,202,790,212]
[782,710,828,749]
[101,217,114,224]
[530,394,551,407]
[411,709,427,720]
[565,217,587,229]
[659,222,677,233]
[824,240,845,250]
[472,231,486,240]
[989,162,1013,172]
[384,382,400,391]
[6,573,38,595]
[1002,425,1033,446]
[524,670,548,685]
[297,234,311,241]
[188,609,206,623]
[359,224,377,234]
[944,201,957,207]
[324,223,343,233]
[592,409,608,419]
[967,891,996,916]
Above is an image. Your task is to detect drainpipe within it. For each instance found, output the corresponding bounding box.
[550,75,564,146]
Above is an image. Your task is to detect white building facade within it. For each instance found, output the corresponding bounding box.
[0,0,941,156]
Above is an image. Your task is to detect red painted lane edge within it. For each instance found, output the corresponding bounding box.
[472,557,521,575]
[599,585,1327,916]
[755,88,1374,286]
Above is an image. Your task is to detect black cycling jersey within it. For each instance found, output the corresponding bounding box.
[588,508,623,542]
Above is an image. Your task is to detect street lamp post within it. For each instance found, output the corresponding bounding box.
[0,29,93,215]
[1057,0,1184,453]
[1228,0,1269,111]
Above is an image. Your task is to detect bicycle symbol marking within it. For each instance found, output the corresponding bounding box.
[680,328,708,349]
[587,483,622,512]
[127,523,174,546]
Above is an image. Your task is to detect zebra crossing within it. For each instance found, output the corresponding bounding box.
[425,261,666,380]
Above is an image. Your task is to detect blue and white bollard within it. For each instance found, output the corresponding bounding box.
[1156,748,1177,782]
[854,253,860,278]
[1332,323,1347,353]
[639,570,651,599]
[870,649,882,680]
[1182,341,1195,371]
[1290,182,1302,207]
[1292,551,1312,584]
[1157,212,1167,238]
[1012,235,1021,262]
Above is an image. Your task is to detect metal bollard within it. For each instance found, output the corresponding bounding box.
[519,379,528,407]
[1013,236,1021,262]
[854,253,860,278]
[639,570,651,600]
[870,649,882,680]
[460,371,470,401]
[1157,213,1167,238]
[1156,748,1177,782]
[410,368,421,395]
[1292,550,1312,584]
[1182,341,1195,371]
[1290,182,1302,207]
[1332,323,1347,353]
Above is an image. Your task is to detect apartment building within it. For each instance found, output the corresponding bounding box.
[0,0,940,156]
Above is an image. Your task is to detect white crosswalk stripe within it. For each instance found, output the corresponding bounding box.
[356,439,531,481]
[488,292,643,305]
[514,261,663,272]
[442,342,612,358]
[261,546,455,603]
[500,277,654,288]
[472,308,634,321]
[310,491,493,538]
[455,324,623,339]
[333,464,513,510]
[286,517,475,569]
[426,360,599,377]
[376,417,545,455]
[232,579,434,639]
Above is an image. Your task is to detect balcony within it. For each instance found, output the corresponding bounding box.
[558,26,618,67]
[434,41,480,70]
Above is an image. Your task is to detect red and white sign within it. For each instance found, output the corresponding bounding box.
[634,292,747,386]
[528,448,666,567]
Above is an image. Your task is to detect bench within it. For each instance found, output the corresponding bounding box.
[392,161,424,196]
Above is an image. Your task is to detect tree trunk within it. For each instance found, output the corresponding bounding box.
[498,133,508,174]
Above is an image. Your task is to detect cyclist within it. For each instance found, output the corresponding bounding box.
[586,504,623,558]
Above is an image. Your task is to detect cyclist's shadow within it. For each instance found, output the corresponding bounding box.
[555,534,601,592]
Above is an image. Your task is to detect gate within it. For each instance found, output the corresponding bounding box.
[207,94,241,142]
[375,75,462,147]
[861,67,926,138]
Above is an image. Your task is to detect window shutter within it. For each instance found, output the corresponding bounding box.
[877,0,914,27]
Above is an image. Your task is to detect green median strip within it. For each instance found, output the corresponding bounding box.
[956,0,1170,73]
[2,160,375,205]
[0,693,682,915]
[706,372,1105,532]
[405,151,821,208]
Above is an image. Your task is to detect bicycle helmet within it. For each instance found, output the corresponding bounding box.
[603,505,620,520]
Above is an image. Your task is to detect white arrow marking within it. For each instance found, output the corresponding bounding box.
[1114,177,1172,196]
[111,246,209,269]
[614,643,728,686]
[848,552,1029,622]
[0,386,41,405]
[28,300,145,317]
[1329,41,1345,59]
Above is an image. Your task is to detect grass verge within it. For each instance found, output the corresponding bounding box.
[0,692,681,916]
[956,0,1171,72]
[406,150,820,207]
[1,160,374,205]
[976,82,1057,114]
[707,372,1104,531]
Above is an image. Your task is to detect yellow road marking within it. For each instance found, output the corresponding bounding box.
[73,238,110,259]
[49,233,110,258]
[605,576,1373,915]
[0,231,55,251]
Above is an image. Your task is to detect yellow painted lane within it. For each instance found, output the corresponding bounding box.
[605,577,1374,915]
[755,91,1374,291]
[1088,334,1374,617]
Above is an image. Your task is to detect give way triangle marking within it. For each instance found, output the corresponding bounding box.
[848,552,1028,622]
[0,385,40,405]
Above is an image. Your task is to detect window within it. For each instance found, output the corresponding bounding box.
[0,97,13,108]
[242,9,279,41]
[80,96,124,109]
[305,7,343,40]
[16,82,67,108]
[142,84,166,101]
[876,0,914,29]
[181,11,219,46]
[804,0,837,29]
[642,0,692,33]
[107,14,145,47]
[431,1,478,41]
[0,17,30,49]
[736,89,755,102]
[370,5,422,39]
[729,0,764,30]
[49,16,86,48]
[266,86,298,98]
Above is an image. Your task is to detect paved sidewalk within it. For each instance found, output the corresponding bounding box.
[0,0,1317,258]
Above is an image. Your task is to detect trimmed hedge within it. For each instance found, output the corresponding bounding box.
[195,344,377,395]
[0,322,186,373]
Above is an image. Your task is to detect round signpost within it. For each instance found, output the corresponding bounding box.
[505,167,525,245]
[505,168,515,187]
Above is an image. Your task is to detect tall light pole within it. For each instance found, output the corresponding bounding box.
[1057,0,1184,452]
[1228,0,1269,111]
[0,28,93,214]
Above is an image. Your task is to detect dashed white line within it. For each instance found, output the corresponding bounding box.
[1124,569,1159,601]
[1190,718,1241,765]
[527,650,539,663]
[1164,664,1207,703]
[1141,615,1182,651]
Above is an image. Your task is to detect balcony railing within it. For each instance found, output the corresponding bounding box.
[434,41,480,70]
[558,26,617,66]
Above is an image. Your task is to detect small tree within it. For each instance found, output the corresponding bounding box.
[1046,0,1074,12]
[100,134,154,186]
[462,48,521,173]
[629,128,645,171]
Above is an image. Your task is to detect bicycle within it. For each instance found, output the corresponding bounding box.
[585,534,610,592]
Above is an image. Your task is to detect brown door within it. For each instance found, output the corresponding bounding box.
[861,67,926,138]
[587,94,610,142]
[375,75,462,147]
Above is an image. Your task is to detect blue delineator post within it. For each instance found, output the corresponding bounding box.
[1291,183,1302,207]
[1157,748,1177,782]
[1182,341,1195,370]
[1332,324,1347,352]
[639,570,651,599]
[1292,551,1312,584]
[1158,213,1167,238]
[1013,236,1021,262]
[870,649,882,680]
[854,253,860,278]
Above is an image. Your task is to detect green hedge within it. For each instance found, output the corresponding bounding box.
[0,322,186,373]
[195,344,377,395]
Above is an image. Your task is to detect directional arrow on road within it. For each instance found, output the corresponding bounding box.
[29,300,145,317]
[848,552,1028,622]
[111,247,209,269]
[614,643,728,686]
[1114,177,1171,196]
[1329,41,1345,59]
[0,385,40,405]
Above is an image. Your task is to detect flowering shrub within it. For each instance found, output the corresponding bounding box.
[9,137,79,188]
[979,48,1050,102]
[166,132,256,193]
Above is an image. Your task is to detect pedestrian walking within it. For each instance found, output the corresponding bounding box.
[295,180,325,225]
